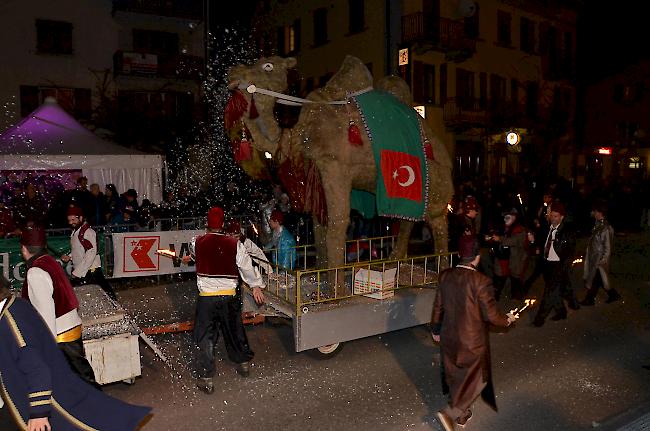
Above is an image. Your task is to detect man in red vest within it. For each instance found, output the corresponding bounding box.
[61,206,117,300]
[20,227,99,388]
[185,207,265,394]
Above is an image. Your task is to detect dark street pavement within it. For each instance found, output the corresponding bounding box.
[2,232,649,431]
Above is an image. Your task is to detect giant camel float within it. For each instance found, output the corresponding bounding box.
[227,56,453,270]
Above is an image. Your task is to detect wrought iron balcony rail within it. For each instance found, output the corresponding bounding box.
[402,13,476,54]
[114,50,204,80]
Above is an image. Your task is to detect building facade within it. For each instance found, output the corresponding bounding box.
[0,0,205,152]
[253,0,578,182]
[582,60,650,182]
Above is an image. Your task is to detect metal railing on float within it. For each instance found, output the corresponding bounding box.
[262,250,458,317]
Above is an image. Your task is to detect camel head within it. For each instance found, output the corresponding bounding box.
[227,57,297,152]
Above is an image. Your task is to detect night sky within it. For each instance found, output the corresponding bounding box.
[578,0,649,81]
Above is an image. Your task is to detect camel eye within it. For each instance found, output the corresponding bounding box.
[262,62,274,72]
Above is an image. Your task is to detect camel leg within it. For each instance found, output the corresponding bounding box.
[312,219,327,269]
[427,209,450,269]
[390,220,414,260]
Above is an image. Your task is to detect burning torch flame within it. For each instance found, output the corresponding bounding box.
[572,257,583,265]
[251,223,259,235]
[156,249,177,258]
[447,204,453,213]
[517,193,523,205]
[510,298,537,317]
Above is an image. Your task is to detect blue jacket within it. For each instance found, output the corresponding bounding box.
[0,297,150,430]
[266,227,296,270]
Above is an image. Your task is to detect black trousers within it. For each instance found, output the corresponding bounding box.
[73,268,117,300]
[194,295,254,379]
[494,275,526,301]
[59,337,101,390]
[535,260,574,321]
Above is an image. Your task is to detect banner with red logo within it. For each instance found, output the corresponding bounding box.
[354,90,428,220]
[111,230,203,278]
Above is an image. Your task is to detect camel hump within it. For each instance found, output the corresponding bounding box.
[376,76,413,105]
[312,56,373,102]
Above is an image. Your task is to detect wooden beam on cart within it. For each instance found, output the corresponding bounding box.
[141,313,265,336]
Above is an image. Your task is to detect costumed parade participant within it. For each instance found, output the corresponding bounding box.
[532,202,578,327]
[61,206,117,300]
[0,275,152,431]
[488,208,529,301]
[264,209,297,270]
[19,227,99,388]
[225,220,274,276]
[580,200,621,305]
[184,207,266,394]
[431,235,517,431]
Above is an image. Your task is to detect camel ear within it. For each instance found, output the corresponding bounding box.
[285,57,297,69]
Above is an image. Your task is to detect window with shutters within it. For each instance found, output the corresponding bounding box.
[313,8,328,46]
[497,10,511,46]
[520,17,536,53]
[490,74,506,109]
[479,72,487,109]
[349,0,365,34]
[456,68,475,109]
[19,85,91,119]
[439,63,447,104]
[525,82,539,118]
[278,20,301,56]
[413,62,435,104]
[511,79,519,105]
[36,20,73,55]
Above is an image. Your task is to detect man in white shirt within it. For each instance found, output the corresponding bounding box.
[20,227,99,388]
[61,206,117,300]
[532,202,577,327]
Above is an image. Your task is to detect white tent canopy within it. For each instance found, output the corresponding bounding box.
[0,97,163,202]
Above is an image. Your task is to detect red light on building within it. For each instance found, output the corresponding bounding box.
[596,147,612,155]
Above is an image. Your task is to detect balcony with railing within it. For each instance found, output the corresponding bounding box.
[112,0,203,20]
[443,98,538,130]
[402,13,476,60]
[443,98,488,127]
[113,51,204,80]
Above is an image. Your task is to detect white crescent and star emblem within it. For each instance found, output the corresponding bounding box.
[392,165,416,187]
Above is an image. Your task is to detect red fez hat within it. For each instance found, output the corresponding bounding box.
[67,206,84,217]
[20,228,46,247]
[270,209,284,224]
[225,220,242,235]
[550,201,566,216]
[207,207,225,229]
[463,196,478,212]
[458,235,479,260]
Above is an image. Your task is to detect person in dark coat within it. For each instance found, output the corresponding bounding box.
[431,235,516,430]
[533,201,578,327]
[580,200,621,305]
[0,275,151,431]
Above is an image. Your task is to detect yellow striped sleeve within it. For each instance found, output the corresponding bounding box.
[30,399,52,407]
[29,390,52,398]
[5,311,26,348]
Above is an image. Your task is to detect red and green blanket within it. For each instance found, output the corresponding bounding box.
[353,90,428,221]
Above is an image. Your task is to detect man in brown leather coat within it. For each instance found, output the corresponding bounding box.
[431,235,516,430]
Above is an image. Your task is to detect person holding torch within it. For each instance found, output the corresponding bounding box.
[431,235,517,430]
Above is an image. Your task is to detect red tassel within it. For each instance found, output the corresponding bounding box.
[249,95,259,119]
[348,121,363,146]
[424,142,434,160]
[224,90,248,130]
[239,137,253,161]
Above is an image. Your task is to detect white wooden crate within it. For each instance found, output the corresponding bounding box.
[353,268,396,300]
[83,333,141,385]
